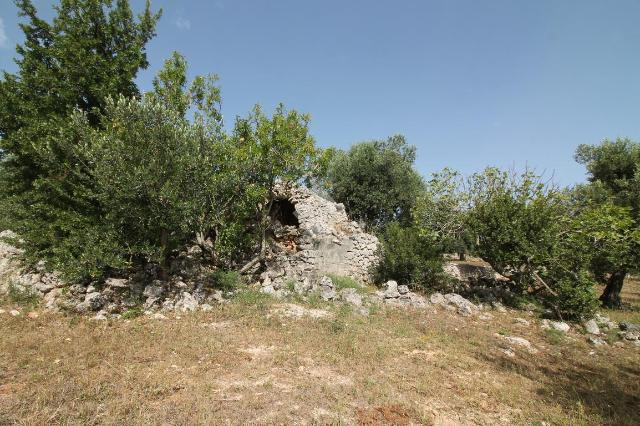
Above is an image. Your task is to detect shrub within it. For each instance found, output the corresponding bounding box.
[325,135,423,230]
[7,281,40,308]
[374,222,447,290]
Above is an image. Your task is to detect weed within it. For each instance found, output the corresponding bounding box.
[207,270,241,291]
[285,279,296,293]
[545,329,565,345]
[233,288,273,307]
[121,307,144,319]
[8,281,40,308]
[327,274,362,292]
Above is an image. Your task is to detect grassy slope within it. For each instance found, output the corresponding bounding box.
[0,283,639,425]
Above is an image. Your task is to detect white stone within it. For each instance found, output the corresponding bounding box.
[429,292,446,304]
[384,280,400,298]
[174,292,198,312]
[583,319,600,335]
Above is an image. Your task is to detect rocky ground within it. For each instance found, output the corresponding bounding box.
[1,279,639,425]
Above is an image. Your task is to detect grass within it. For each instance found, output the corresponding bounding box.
[1,290,639,425]
[327,274,363,292]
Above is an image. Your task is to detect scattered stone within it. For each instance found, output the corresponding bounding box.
[444,293,477,317]
[594,313,617,329]
[619,330,640,341]
[514,318,530,326]
[619,322,640,332]
[339,288,363,307]
[541,319,570,333]
[496,334,539,354]
[10,309,20,317]
[27,311,39,319]
[92,311,108,321]
[151,313,166,320]
[200,303,214,312]
[397,284,410,295]
[479,313,494,321]
[583,319,601,335]
[271,303,332,319]
[587,336,607,346]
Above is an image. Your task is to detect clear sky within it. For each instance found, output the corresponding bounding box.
[1,0,639,186]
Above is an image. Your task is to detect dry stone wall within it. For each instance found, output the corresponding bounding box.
[260,184,379,294]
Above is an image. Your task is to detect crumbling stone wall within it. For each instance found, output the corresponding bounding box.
[260,184,379,293]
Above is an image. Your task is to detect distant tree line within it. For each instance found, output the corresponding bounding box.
[1,0,638,319]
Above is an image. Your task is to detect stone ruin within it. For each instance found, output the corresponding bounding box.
[258,184,379,295]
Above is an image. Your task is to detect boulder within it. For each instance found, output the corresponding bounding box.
[340,288,363,307]
[541,319,570,333]
[583,319,600,335]
[384,280,400,299]
[397,284,410,295]
[429,292,446,305]
[444,293,477,316]
[174,292,198,312]
[84,292,106,311]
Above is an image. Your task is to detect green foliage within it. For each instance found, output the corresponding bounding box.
[7,281,40,308]
[326,275,361,291]
[574,138,640,307]
[121,306,144,320]
[544,328,565,345]
[466,168,599,318]
[375,222,446,290]
[208,270,241,291]
[0,0,160,278]
[325,135,423,230]
[413,168,473,255]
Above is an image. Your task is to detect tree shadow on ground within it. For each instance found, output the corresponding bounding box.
[475,349,640,425]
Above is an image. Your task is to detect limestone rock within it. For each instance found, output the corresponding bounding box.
[384,280,400,299]
[587,336,607,346]
[583,319,600,335]
[174,292,198,312]
[496,334,538,354]
[444,293,477,317]
[340,288,363,307]
[541,319,570,333]
[84,292,106,311]
[430,293,446,305]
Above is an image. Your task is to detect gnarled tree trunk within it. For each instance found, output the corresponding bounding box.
[600,270,627,308]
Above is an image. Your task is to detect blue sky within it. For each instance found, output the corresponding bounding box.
[1,0,639,186]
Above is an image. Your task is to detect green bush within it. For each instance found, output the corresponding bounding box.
[325,135,423,230]
[208,270,241,291]
[7,281,40,308]
[374,222,447,290]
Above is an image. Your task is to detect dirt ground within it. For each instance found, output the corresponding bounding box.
[1,282,639,425]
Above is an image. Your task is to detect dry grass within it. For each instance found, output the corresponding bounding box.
[1,289,639,425]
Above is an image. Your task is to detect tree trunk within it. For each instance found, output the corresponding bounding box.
[458,252,466,261]
[159,229,170,281]
[600,270,627,308]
